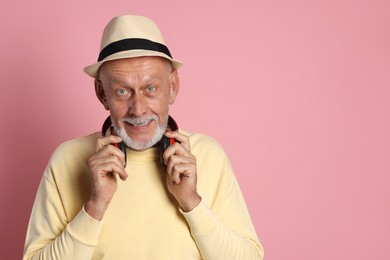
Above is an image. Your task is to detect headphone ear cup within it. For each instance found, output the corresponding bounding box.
[160,136,170,154]
[102,116,112,136]
[116,142,127,168]
[160,115,179,164]
[102,116,127,167]
[160,136,171,165]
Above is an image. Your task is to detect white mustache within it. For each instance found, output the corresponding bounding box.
[122,115,159,126]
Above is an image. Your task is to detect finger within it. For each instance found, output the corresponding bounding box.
[166,155,195,178]
[90,154,125,170]
[163,142,195,165]
[92,159,128,181]
[94,144,126,166]
[166,154,196,171]
[164,131,191,151]
[96,135,123,152]
[168,163,196,185]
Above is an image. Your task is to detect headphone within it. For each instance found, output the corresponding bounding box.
[101,115,178,166]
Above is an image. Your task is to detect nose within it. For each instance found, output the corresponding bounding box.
[128,93,147,117]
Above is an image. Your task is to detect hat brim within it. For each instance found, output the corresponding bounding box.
[83,49,183,78]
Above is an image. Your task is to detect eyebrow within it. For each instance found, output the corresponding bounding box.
[110,79,129,87]
[110,75,162,88]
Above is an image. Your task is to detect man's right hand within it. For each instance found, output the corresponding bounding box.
[85,135,127,220]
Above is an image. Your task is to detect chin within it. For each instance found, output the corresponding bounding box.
[112,114,168,150]
[116,126,166,151]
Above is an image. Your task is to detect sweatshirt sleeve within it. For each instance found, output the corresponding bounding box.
[182,182,264,260]
[23,168,103,259]
[181,135,264,260]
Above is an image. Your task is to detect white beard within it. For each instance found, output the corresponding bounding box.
[112,114,168,151]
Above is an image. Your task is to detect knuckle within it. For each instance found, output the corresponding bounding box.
[170,154,179,163]
[88,157,93,165]
[96,137,105,146]
[88,157,97,167]
[172,164,179,173]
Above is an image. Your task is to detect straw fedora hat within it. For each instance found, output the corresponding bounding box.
[84,15,183,78]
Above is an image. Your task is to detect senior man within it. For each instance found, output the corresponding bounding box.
[24,15,264,259]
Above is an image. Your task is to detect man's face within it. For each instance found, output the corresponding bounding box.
[95,57,180,150]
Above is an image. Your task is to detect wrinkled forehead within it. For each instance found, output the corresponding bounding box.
[98,56,173,78]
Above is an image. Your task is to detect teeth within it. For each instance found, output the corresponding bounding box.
[123,116,157,127]
[132,122,147,126]
[130,121,149,126]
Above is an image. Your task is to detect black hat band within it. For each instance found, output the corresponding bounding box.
[98,38,173,62]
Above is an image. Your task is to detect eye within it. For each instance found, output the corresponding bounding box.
[145,86,156,93]
[115,89,128,95]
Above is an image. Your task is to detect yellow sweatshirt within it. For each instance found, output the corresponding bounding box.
[24,130,264,259]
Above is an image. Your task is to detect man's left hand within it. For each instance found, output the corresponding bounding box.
[162,131,201,212]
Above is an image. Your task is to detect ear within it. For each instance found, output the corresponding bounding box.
[94,79,109,110]
[168,70,180,105]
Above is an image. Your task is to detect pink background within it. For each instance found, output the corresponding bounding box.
[1,1,389,259]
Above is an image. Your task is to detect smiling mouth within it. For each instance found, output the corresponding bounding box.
[129,121,150,127]
[121,115,159,132]
[123,117,155,131]
[125,120,152,130]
